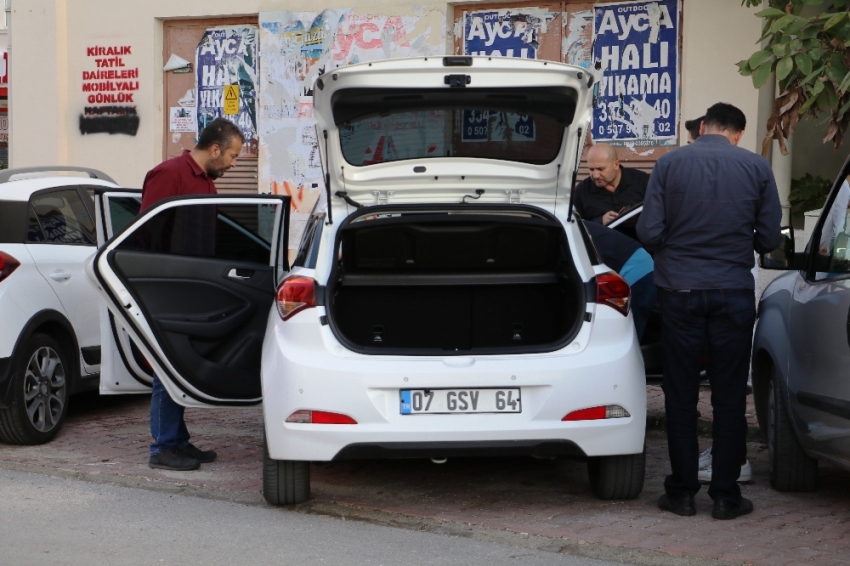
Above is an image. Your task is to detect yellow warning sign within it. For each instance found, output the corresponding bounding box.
[223,84,239,115]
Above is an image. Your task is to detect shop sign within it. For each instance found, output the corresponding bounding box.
[592,0,680,147]
[79,45,140,136]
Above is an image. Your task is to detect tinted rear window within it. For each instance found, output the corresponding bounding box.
[0,200,29,243]
[333,87,576,167]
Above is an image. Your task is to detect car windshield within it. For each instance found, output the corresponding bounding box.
[333,87,576,167]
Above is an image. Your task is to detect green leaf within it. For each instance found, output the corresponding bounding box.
[795,52,813,75]
[786,19,808,36]
[801,26,820,40]
[838,70,850,94]
[777,56,795,80]
[838,96,850,117]
[822,81,839,110]
[749,49,773,68]
[824,12,847,31]
[812,78,825,95]
[801,65,824,85]
[755,8,787,18]
[799,91,820,112]
[771,42,789,57]
[752,60,774,88]
[737,60,753,76]
[827,54,849,84]
[771,14,798,32]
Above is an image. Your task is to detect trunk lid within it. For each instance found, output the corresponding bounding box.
[313,57,593,212]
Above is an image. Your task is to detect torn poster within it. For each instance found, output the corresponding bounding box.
[592,0,680,147]
[462,8,557,58]
[195,26,258,153]
[258,9,444,255]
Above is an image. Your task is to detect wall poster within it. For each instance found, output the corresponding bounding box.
[592,0,680,147]
[258,9,444,255]
[195,26,258,151]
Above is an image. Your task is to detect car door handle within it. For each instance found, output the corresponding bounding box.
[49,271,71,282]
[227,268,254,280]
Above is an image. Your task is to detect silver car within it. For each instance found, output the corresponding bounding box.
[753,158,850,491]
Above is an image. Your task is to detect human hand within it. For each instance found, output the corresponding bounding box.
[602,211,619,225]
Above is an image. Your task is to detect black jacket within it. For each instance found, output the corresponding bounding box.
[573,166,650,223]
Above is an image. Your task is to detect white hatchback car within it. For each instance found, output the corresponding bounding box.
[91,57,647,504]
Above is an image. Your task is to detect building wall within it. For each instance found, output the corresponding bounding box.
[11,0,770,188]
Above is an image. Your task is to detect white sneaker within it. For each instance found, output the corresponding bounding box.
[698,447,712,469]
[698,451,752,483]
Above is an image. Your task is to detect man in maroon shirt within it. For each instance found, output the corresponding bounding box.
[143,118,244,471]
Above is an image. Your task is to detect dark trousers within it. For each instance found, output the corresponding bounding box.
[630,272,656,340]
[150,373,190,455]
[659,288,754,503]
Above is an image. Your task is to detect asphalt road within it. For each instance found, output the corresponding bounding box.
[0,469,626,566]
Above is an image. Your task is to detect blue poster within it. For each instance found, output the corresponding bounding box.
[195,26,258,149]
[592,0,680,147]
[463,10,554,59]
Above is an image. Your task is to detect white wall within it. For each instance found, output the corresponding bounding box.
[679,0,765,152]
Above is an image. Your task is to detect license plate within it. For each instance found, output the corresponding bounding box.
[400,388,521,414]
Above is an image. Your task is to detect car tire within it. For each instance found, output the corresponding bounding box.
[262,434,310,505]
[0,333,70,445]
[587,445,646,500]
[768,368,817,492]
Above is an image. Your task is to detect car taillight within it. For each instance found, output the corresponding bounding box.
[562,405,631,421]
[276,276,316,321]
[285,410,357,424]
[0,252,20,284]
[596,272,631,316]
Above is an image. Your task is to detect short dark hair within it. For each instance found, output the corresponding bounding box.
[196,118,245,151]
[703,103,746,133]
[684,116,704,140]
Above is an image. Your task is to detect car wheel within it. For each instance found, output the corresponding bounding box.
[0,334,70,445]
[586,445,646,500]
[768,367,817,491]
[262,434,310,505]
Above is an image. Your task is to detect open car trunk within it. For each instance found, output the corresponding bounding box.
[326,205,586,356]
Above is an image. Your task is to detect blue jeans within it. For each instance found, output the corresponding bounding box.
[659,288,754,503]
[629,272,656,340]
[150,373,190,455]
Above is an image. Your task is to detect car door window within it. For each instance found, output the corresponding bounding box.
[28,189,97,245]
[116,203,273,264]
[816,179,850,280]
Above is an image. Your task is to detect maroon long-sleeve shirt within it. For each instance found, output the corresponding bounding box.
[141,150,216,211]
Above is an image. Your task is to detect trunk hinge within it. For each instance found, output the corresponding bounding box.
[505,189,526,204]
[372,190,394,205]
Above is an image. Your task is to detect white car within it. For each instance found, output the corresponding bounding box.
[91,57,647,504]
[0,168,153,445]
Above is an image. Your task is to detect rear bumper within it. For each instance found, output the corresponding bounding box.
[261,306,646,462]
[332,439,586,460]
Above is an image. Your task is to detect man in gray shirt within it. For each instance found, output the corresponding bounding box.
[637,103,781,520]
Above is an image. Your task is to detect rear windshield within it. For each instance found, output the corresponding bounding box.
[333,87,576,167]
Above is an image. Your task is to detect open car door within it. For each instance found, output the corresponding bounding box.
[93,189,154,394]
[92,195,291,407]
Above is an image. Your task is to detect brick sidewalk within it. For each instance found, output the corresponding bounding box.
[1,388,848,566]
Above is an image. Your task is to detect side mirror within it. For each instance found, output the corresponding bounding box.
[760,226,805,270]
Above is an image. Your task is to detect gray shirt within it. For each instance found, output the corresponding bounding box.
[636,134,781,290]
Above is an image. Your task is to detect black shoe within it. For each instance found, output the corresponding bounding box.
[712,497,754,520]
[658,493,696,516]
[149,447,200,471]
[178,443,217,463]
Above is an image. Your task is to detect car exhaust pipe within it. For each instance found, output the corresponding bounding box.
[430,457,447,464]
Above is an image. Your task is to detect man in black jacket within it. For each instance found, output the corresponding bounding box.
[637,103,781,521]
[573,143,649,225]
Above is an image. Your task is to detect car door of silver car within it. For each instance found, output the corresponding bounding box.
[788,176,850,458]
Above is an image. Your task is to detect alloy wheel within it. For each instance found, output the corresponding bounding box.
[23,346,67,432]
